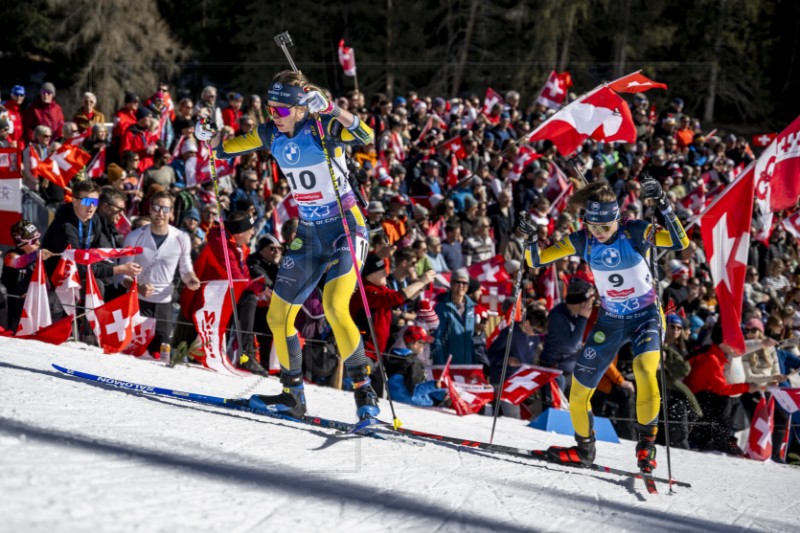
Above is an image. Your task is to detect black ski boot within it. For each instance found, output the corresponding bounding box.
[347,366,380,420]
[239,353,268,377]
[636,423,658,473]
[249,372,306,419]
[546,433,596,467]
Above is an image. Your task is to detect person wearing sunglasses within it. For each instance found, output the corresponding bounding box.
[195,69,377,421]
[120,191,200,359]
[41,180,142,297]
[2,220,54,331]
[521,176,689,474]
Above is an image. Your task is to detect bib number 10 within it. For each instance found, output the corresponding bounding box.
[285,170,316,191]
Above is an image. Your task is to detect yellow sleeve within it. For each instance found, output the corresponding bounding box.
[216,123,271,158]
[524,233,581,268]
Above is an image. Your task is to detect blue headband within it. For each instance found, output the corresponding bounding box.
[584,200,619,224]
[267,82,307,106]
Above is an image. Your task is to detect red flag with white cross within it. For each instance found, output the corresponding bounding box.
[94,280,140,354]
[606,71,668,94]
[440,136,467,159]
[746,395,774,461]
[481,88,504,117]
[525,87,636,157]
[0,146,23,246]
[536,70,572,109]
[699,165,755,353]
[500,365,562,405]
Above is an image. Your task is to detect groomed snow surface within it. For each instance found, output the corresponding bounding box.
[1,337,798,532]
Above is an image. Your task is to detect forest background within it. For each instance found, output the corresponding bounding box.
[1,0,798,133]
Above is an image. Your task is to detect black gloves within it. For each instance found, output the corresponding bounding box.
[641,174,669,211]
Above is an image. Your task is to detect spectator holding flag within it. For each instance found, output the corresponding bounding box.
[522,177,689,474]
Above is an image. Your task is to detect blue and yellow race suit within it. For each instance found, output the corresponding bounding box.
[215,115,373,371]
[525,210,689,437]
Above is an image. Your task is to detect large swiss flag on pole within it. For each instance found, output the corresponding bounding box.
[699,164,755,353]
[753,114,800,242]
[524,87,636,157]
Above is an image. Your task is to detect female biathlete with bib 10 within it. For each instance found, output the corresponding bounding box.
[520,176,689,473]
[195,70,378,421]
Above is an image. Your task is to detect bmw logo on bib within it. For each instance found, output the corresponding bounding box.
[601,247,621,267]
[273,82,282,91]
[590,202,601,211]
[283,142,301,165]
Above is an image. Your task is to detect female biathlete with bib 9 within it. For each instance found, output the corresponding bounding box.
[520,177,689,473]
[195,71,377,420]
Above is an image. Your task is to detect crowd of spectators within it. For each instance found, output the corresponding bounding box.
[1,79,799,463]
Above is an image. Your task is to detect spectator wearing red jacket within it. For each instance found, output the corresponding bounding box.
[4,85,26,146]
[120,106,159,173]
[221,92,243,134]
[684,325,769,455]
[350,253,435,394]
[113,92,139,139]
[22,82,64,142]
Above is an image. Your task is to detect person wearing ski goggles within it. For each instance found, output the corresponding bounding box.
[193,70,380,422]
[520,175,689,474]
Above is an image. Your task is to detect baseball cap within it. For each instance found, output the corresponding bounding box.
[362,254,387,278]
[404,325,434,344]
[666,314,684,328]
[11,85,25,97]
[565,278,594,304]
[367,201,385,214]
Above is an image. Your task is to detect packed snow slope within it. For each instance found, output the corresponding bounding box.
[1,337,798,532]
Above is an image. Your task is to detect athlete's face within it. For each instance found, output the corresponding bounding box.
[267,100,303,133]
[585,219,619,243]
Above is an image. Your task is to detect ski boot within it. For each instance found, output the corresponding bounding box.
[249,372,306,419]
[546,433,596,467]
[635,423,658,473]
[239,353,269,377]
[348,366,380,420]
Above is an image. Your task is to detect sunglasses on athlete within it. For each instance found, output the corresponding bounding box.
[267,104,295,118]
[585,222,614,233]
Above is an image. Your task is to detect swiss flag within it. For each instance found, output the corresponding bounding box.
[440,136,467,159]
[699,165,755,353]
[481,88,505,119]
[500,365,562,405]
[122,315,157,357]
[94,281,140,354]
[86,146,106,179]
[538,263,563,311]
[509,146,542,181]
[50,144,92,182]
[192,280,248,376]
[447,153,459,188]
[753,114,800,242]
[338,40,357,77]
[0,147,23,246]
[439,357,494,416]
[51,245,81,316]
[745,395,775,461]
[525,87,636,157]
[680,183,706,215]
[17,315,73,345]
[606,71,668,94]
[468,255,511,284]
[752,133,777,148]
[535,70,572,109]
[31,149,69,189]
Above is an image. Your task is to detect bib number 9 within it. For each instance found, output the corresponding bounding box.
[609,274,624,287]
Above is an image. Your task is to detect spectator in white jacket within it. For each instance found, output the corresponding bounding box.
[120,191,200,356]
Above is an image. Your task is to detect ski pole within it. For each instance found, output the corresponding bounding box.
[274,30,402,429]
[489,211,530,444]
[649,207,675,494]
